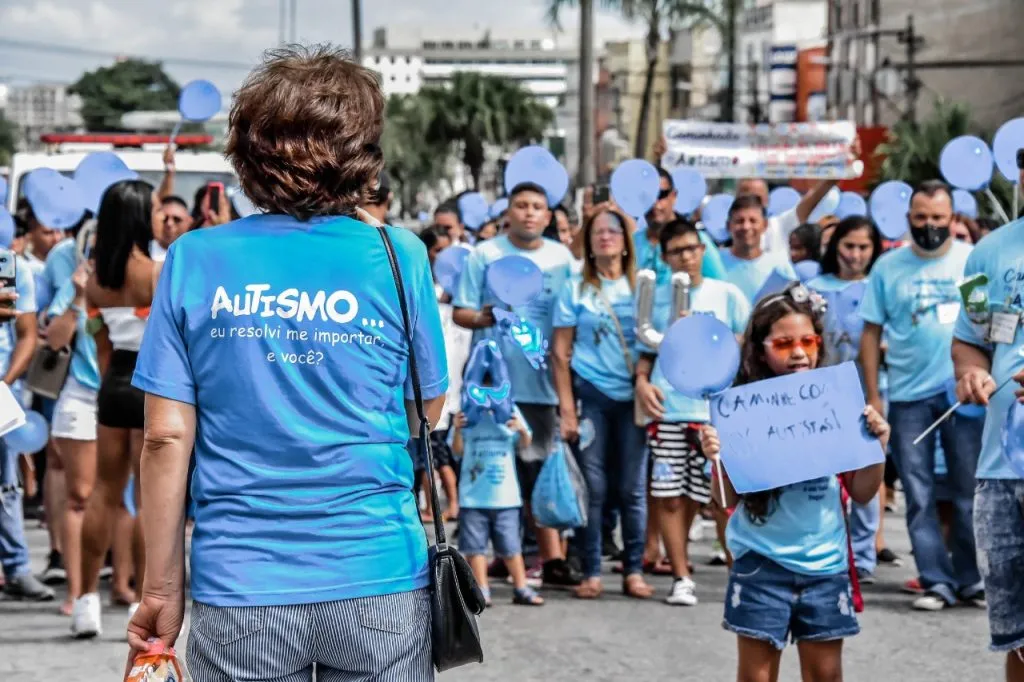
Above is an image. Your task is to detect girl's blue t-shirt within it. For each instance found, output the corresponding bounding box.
[458,406,530,509]
[807,273,867,369]
[553,274,636,402]
[132,215,449,608]
[726,475,848,576]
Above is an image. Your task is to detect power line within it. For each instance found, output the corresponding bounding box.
[0,36,255,70]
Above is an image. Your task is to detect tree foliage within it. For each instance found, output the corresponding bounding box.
[381,94,448,217]
[69,59,181,131]
[0,112,17,166]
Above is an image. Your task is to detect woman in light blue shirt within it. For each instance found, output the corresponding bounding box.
[552,208,653,600]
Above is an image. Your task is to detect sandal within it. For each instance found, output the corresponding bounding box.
[622,573,654,600]
[481,586,493,608]
[573,579,603,600]
[513,586,544,606]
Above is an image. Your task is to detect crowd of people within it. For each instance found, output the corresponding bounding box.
[0,43,1020,682]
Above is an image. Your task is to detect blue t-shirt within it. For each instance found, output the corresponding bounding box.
[860,241,972,402]
[41,238,77,303]
[453,235,573,405]
[953,219,1024,480]
[0,255,38,376]
[719,249,798,303]
[132,214,449,607]
[632,226,726,286]
[47,278,101,391]
[642,278,750,423]
[807,274,866,369]
[553,274,636,402]
[727,476,848,576]
[458,406,530,509]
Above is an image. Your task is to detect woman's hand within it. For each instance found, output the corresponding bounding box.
[71,262,91,297]
[560,408,579,443]
[635,377,665,421]
[454,412,467,430]
[863,405,891,452]
[124,591,185,678]
[700,424,721,461]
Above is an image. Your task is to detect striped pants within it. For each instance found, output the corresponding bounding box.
[187,589,433,682]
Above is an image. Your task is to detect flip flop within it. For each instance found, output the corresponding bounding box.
[513,586,545,606]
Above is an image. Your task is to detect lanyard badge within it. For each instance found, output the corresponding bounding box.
[987,304,1021,345]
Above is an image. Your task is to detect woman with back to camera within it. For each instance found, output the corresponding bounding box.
[69,179,164,638]
[125,45,448,682]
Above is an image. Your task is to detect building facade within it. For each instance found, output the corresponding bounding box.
[4,83,82,147]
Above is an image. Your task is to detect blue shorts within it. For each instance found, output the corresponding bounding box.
[458,507,522,558]
[974,479,1024,653]
[723,552,860,650]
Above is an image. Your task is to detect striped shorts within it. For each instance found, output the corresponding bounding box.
[186,589,432,682]
[647,421,711,504]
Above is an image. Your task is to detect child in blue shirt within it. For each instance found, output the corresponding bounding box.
[700,282,889,680]
[452,379,544,607]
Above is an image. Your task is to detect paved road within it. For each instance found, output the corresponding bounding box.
[1,514,1000,681]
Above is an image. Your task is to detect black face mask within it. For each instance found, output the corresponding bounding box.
[910,223,950,251]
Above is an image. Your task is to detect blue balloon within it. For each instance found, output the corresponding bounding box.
[671,167,707,215]
[6,410,49,454]
[808,187,842,223]
[504,146,569,207]
[939,136,993,191]
[992,118,1024,183]
[75,152,139,214]
[178,79,222,122]
[753,269,796,305]
[700,193,734,243]
[610,159,660,218]
[835,192,868,220]
[489,198,509,219]
[952,189,978,218]
[433,246,470,295]
[0,208,14,249]
[767,187,801,217]
[943,378,985,420]
[659,315,741,398]
[417,211,430,223]
[23,168,88,229]
[794,260,821,283]
[869,180,913,240]
[0,176,7,203]
[486,255,543,307]
[458,192,490,230]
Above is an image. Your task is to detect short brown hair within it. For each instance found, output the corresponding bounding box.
[226,44,385,221]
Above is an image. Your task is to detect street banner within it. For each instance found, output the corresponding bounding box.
[661,119,861,180]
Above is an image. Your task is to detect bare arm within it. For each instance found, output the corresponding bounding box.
[634,354,665,421]
[406,396,445,436]
[552,327,576,424]
[452,306,495,331]
[157,145,175,199]
[795,180,840,224]
[952,338,996,405]
[859,322,884,412]
[3,312,37,384]
[45,297,84,350]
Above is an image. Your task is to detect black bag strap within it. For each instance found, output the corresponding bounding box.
[376,225,448,549]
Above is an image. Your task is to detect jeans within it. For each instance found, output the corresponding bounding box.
[573,377,647,579]
[888,394,983,604]
[974,479,1024,652]
[0,438,31,579]
[850,495,880,573]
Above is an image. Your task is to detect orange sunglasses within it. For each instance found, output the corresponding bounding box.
[763,334,822,353]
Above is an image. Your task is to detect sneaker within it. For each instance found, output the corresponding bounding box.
[688,518,705,543]
[40,550,67,585]
[666,576,698,606]
[911,591,949,611]
[542,558,582,588]
[901,578,925,595]
[876,548,904,567]
[3,573,55,601]
[70,593,102,638]
[960,590,986,608]
[856,568,877,585]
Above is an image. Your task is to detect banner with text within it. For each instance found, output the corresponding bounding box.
[661,119,860,179]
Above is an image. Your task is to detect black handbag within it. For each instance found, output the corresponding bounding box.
[376,225,486,673]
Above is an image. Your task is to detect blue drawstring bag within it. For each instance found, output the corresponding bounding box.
[531,441,588,530]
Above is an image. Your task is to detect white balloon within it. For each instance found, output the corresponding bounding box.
[808,186,841,223]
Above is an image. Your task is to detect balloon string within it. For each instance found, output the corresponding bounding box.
[912,373,1018,446]
[984,188,1011,225]
[169,119,183,150]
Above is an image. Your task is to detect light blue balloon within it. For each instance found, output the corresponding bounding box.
[671,167,707,215]
[458,192,490,230]
[869,180,913,240]
[433,246,470,295]
[0,208,14,249]
[504,145,569,206]
[794,260,821,283]
[952,189,978,219]
[489,197,509,219]
[74,152,139,214]
[178,79,222,122]
[939,135,993,191]
[660,315,741,398]
[487,255,543,307]
[808,186,841,223]
[701,193,734,243]
[0,176,7,203]
[417,211,430,223]
[1001,400,1024,478]
[6,410,49,454]
[767,187,801,217]
[835,192,868,220]
[753,269,796,306]
[992,118,1024,183]
[610,159,660,218]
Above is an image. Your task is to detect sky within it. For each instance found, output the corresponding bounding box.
[0,0,644,94]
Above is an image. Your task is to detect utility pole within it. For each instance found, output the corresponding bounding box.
[578,0,596,186]
[747,58,762,123]
[352,0,363,62]
[897,13,923,126]
[723,0,738,122]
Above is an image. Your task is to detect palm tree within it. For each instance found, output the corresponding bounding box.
[381,94,449,217]
[547,0,728,158]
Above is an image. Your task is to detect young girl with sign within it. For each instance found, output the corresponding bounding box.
[701,282,889,682]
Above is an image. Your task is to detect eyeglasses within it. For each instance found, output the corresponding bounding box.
[663,244,704,258]
[763,334,822,353]
[657,187,673,200]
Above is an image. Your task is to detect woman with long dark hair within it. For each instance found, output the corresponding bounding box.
[70,179,164,638]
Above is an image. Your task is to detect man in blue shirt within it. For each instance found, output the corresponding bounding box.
[454,181,581,587]
[718,194,798,303]
[952,164,1024,677]
[860,180,981,612]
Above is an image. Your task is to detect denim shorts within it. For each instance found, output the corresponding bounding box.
[974,479,1024,653]
[458,507,522,558]
[722,552,860,650]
